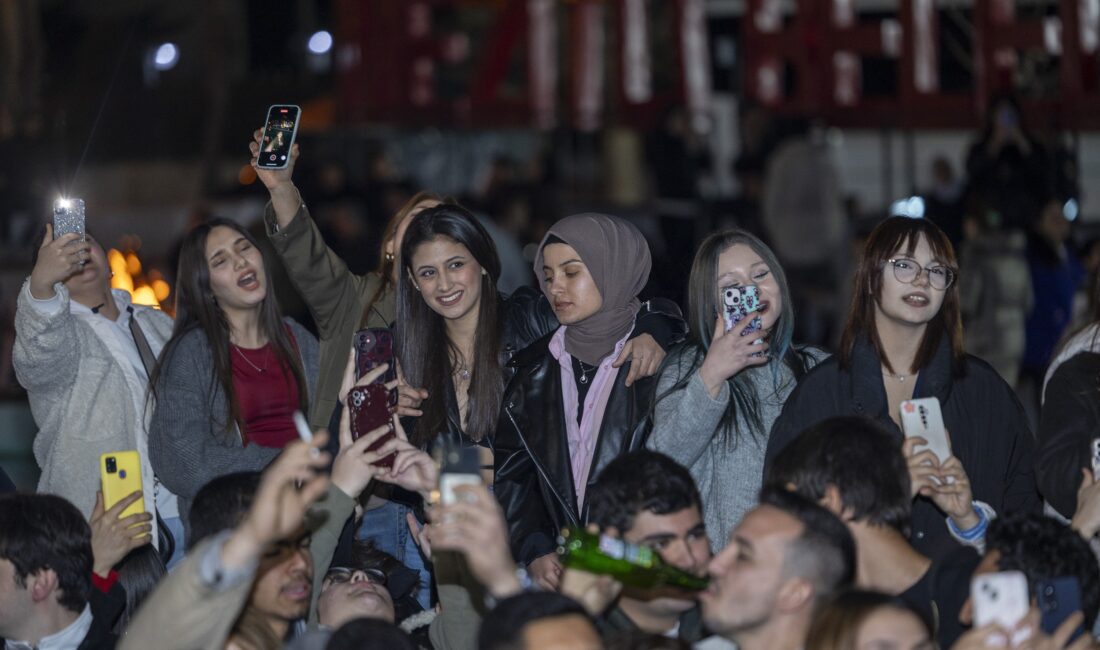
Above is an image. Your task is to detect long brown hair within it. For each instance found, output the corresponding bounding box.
[839,216,964,376]
[396,204,502,446]
[149,218,308,439]
[359,190,448,328]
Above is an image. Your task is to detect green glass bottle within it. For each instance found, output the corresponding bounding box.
[555,528,709,591]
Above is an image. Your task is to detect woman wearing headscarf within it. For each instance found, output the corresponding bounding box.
[494,213,672,590]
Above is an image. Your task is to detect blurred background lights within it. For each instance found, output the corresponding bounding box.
[308,30,333,55]
[153,43,178,70]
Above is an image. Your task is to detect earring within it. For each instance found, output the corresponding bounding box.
[413,284,420,292]
[481,269,487,277]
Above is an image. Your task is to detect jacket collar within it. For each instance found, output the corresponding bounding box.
[849,335,954,416]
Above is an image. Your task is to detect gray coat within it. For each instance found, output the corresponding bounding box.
[13,282,174,520]
[148,318,319,537]
[648,345,826,551]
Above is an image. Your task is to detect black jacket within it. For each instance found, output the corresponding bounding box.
[495,332,658,565]
[1036,352,1100,519]
[766,336,1040,559]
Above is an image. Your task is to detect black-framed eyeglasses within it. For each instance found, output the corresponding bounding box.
[886,258,956,290]
[324,566,387,587]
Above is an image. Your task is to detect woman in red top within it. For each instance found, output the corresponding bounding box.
[149,218,320,535]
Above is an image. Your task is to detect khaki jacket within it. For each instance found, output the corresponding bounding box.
[264,203,392,431]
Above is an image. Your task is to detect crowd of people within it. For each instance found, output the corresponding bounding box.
[3,122,1100,650]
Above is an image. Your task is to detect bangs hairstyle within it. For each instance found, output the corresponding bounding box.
[656,229,809,446]
[839,216,963,375]
[396,203,502,446]
[149,218,308,440]
[360,190,450,328]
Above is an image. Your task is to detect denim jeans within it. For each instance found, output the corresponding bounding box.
[356,499,431,609]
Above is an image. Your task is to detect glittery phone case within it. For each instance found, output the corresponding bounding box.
[52,198,86,241]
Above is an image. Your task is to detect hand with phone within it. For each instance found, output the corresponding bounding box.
[953,607,1094,650]
[611,333,665,387]
[902,434,979,530]
[428,483,524,599]
[29,224,91,299]
[331,405,397,500]
[249,107,302,232]
[371,416,438,499]
[89,490,153,577]
[698,311,769,399]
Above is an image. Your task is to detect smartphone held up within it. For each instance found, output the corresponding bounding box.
[256,105,301,170]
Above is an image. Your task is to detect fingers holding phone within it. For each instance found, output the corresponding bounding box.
[90,490,152,577]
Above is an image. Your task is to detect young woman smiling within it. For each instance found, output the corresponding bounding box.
[494,213,683,590]
[766,216,1039,560]
[149,218,320,538]
[648,230,823,549]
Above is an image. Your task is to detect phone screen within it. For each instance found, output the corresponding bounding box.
[257,105,300,169]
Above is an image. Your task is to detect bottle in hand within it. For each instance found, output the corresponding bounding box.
[556,528,709,591]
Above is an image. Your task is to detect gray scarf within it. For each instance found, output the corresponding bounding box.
[534,213,652,365]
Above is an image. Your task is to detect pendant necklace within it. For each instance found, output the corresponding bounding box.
[234,345,270,373]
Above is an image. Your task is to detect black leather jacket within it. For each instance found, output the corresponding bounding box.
[494,300,687,565]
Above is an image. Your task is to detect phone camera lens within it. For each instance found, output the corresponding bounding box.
[105,458,117,474]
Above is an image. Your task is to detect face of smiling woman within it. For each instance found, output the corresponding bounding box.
[409,235,484,326]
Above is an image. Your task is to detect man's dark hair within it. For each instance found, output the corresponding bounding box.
[325,617,416,650]
[0,493,93,613]
[188,471,261,548]
[766,416,912,533]
[588,451,702,533]
[987,513,1100,629]
[759,487,857,606]
[478,592,592,650]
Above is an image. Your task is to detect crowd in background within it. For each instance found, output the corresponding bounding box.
[1,92,1100,650]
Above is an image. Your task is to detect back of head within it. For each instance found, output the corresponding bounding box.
[325,618,416,650]
[760,487,856,606]
[188,471,261,548]
[479,592,592,650]
[987,513,1100,629]
[766,416,911,534]
[805,589,932,650]
[0,493,92,614]
[588,450,701,533]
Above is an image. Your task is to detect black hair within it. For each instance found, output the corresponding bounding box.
[987,513,1100,629]
[396,203,503,446]
[759,486,857,606]
[479,592,593,650]
[766,416,912,534]
[112,545,167,634]
[587,450,702,534]
[325,617,416,650]
[0,493,92,613]
[187,471,261,548]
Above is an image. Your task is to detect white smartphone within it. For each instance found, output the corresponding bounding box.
[900,397,951,463]
[972,571,1032,644]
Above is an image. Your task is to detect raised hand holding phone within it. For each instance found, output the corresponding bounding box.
[698,308,769,399]
[29,223,91,299]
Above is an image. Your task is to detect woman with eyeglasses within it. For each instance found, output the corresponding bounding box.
[766,216,1039,559]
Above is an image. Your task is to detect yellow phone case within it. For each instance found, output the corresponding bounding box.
[100,450,145,520]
